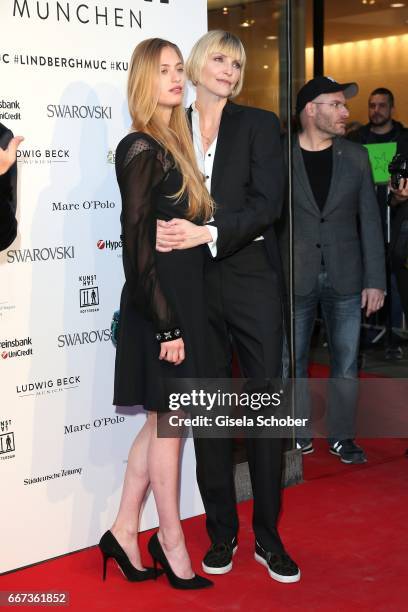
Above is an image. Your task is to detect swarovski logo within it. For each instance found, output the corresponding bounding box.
[7,246,75,263]
[47,105,112,119]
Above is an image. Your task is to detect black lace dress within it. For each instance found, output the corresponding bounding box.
[113,132,208,411]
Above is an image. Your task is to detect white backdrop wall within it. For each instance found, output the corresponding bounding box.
[0,0,207,573]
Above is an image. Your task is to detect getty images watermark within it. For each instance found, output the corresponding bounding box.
[157,387,309,438]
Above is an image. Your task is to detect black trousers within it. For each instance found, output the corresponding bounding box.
[395,267,408,321]
[194,242,285,553]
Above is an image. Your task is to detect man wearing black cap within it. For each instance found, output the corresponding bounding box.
[290,76,386,463]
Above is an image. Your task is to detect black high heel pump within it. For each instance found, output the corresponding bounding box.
[147,532,213,590]
[99,530,160,582]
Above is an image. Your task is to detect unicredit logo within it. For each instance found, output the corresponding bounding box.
[97,240,122,251]
[7,246,75,263]
[47,105,112,119]
[57,329,111,348]
[1,336,33,359]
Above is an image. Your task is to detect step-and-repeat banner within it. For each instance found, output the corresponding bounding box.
[0,0,207,573]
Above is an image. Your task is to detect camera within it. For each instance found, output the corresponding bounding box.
[388,153,408,190]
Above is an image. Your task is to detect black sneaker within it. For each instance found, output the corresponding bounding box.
[202,537,238,575]
[296,439,314,455]
[329,439,367,464]
[254,541,300,583]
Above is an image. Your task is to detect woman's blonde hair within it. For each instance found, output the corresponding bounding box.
[127,38,213,221]
[186,30,246,98]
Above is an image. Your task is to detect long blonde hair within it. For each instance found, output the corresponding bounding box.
[127,38,213,222]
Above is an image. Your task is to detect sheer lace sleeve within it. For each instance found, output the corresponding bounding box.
[116,133,180,336]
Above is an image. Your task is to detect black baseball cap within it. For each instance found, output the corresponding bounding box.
[296,76,359,114]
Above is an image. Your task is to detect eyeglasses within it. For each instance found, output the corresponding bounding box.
[312,102,349,111]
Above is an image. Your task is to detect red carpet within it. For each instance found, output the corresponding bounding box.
[2,438,407,611]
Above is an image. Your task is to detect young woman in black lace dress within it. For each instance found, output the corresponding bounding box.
[99,38,213,590]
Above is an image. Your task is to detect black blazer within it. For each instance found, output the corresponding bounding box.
[0,123,17,252]
[291,136,386,295]
[187,101,284,272]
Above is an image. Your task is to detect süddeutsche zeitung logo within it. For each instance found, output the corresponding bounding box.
[6,245,75,264]
[16,375,81,398]
[57,328,111,348]
[1,336,33,360]
[0,99,22,121]
[46,104,112,120]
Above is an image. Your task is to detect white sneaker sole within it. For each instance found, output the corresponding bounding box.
[202,545,238,575]
[254,552,301,583]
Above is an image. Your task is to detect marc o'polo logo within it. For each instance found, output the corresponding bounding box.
[46,104,112,120]
[52,200,115,213]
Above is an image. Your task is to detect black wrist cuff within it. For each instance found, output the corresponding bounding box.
[155,327,182,343]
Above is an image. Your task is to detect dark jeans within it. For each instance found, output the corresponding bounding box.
[295,270,360,443]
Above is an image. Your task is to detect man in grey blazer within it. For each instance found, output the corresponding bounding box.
[293,77,386,463]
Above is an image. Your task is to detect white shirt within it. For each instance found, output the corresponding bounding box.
[191,102,263,258]
[191,102,218,257]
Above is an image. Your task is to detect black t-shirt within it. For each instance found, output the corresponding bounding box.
[301,146,333,211]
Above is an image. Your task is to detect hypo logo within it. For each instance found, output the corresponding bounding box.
[1,336,33,360]
[97,240,122,251]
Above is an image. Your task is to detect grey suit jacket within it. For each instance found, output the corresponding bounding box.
[292,136,386,295]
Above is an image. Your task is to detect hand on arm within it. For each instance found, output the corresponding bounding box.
[361,288,385,317]
[0,136,24,175]
[156,218,213,251]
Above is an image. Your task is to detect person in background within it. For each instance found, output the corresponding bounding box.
[389,137,408,322]
[349,88,408,357]
[0,124,23,251]
[156,30,300,584]
[289,77,386,464]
